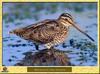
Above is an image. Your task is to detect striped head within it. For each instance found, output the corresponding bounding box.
[58,13,94,42]
[58,13,75,26]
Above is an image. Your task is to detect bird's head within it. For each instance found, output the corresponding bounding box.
[58,13,94,42]
[59,13,75,26]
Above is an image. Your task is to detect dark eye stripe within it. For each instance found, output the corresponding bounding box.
[62,15,73,22]
[67,15,73,21]
[61,13,73,22]
[65,18,73,25]
[66,13,72,18]
[63,13,72,18]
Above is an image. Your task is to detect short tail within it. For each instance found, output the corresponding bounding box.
[9,28,22,35]
[9,30,14,34]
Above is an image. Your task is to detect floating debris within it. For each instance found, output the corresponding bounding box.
[7,44,27,47]
[22,44,26,46]
[3,39,8,42]
[70,39,74,46]
[8,59,12,62]
[11,55,18,59]
[62,43,67,48]
[17,50,21,52]
[16,40,21,43]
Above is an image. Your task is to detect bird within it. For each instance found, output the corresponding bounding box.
[10,13,94,50]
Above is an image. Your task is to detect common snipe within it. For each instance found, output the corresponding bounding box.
[10,13,94,50]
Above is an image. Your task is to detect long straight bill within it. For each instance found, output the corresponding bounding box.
[72,23,95,42]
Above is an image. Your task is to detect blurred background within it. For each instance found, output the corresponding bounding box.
[3,3,97,66]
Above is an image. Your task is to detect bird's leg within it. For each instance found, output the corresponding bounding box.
[45,43,55,50]
[34,43,39,50]
[49,46,56,63]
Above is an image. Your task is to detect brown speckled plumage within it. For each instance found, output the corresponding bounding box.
[10,13,94,50]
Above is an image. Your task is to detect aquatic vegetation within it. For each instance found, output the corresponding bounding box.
[3,3,97,23]
[3,3,97,66]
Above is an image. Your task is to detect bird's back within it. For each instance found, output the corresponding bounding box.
[11,19,68,45]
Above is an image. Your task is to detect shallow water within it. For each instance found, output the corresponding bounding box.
[3,3,97,66]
